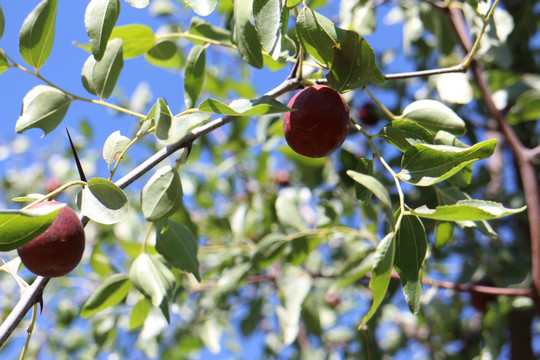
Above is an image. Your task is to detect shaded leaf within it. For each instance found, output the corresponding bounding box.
[145,40,184,69]
[81,177,129,224]
[141,166,183,222]
[399,139,497,186]
[184,45,206,109]
[296,7,344,66]
[81,273,132,317]
[84,0,120,61]
[233,0,263,69]
[394,215,427,314]
[156,220,200,280]
[188,17,231,45]
[275,190,305,232]
[0,5,4,39]
[0,203,64,251]
[354,158,374,201]
[347,170,392,209]
[326,30,377,92]
[19,0,58,70]
[15,85,72,136]
[82,38,124,99]
[362,232,395,325]
[378,120,434,152]
[0,52,7,75]
[199,96,290,116]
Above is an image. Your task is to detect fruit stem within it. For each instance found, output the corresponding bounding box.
[22,181,87,210]
[364,87,398,121]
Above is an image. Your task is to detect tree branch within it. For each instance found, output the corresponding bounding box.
[444,1,540,302]
[0,76,304,348]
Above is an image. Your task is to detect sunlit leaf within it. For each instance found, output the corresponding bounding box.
[435,221,454,248]
[0,52,7,75]
[0,204,63,251]
[188,17,231,45]
[199,96,290,116]
[15,85,72,136]
[400,99,466,136]
[0,5,5,39]
[156,113,209,146]
[129,253,175,307]
[19,0,58,70]
[183,0,217,16]
[81,273,132,318]
[399,139,497,186]
[411,200,526,221]
[81,177,129,224]
[124,0,150,8]
[145,40,184,69]
[346,170,392,209]
[109,24,155,58]
[85,0,120,60]
[254,0,288,60]
[128,298,151,330]
[82,38,124,99]
[102,130,130,167]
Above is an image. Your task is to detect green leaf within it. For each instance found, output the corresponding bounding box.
[152,98,173,143]
[435,221,454,248]
[184,45,206,109]
[81,273,132,318]
[129,253,176,307]
[0,52,7,75]
[508,89,540,124]
[183,0,217,16]
[287,0,302,6]
[411,200,526,221]
[141,166,183,222]
[400,99,466,136]
[124,0,150,8]
[156,220,200,281]
[188,17,231,45]
[326,30,376,92]
[128,298,151,330]
[276,266,312,345]
[296,7,344,66]
[82,37,124,99]
[435,187,498,238]
[346,170,392,209]
[19,0,58,70]
[15,85,72,136]
[84,0,120,61]
[253,0,288,60]
[81,177,129,224]
[378,120,434,152]
[102,130,130,167]
[362,232,395,325]
[275,190,305,232]
[394,215,427,314]
[109,24,155,58]
[199,96,290,116]
[233,0,263,69]
[145,40,184,69]
[156,113,209,146]
[0,5,5,39]
[0,203,64,251]
[352,158,373,202]
[399,139,497,186]
[251,233,288,269]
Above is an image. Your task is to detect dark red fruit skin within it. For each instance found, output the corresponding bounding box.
[17,201,85,277]
[283,85,350,158]
[357,103,379,126]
